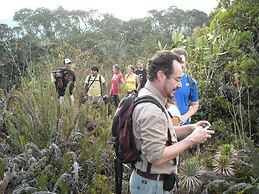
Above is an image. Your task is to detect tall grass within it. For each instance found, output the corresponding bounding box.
[2,65,116,192]
[5,72,58,152]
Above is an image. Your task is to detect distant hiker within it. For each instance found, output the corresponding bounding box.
[171,48,199,125]
[109,64,125,107]
[129,51,214,193]
[134,60,147,89]
[53,58,76,103]
[125,65,141,96]
[84,66,107,102]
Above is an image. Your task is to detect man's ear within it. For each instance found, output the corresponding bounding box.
[157,70,165,81]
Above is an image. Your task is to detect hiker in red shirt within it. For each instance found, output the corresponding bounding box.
[109,64,125,107]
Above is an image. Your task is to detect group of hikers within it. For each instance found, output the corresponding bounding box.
[53,48,198,126]
[53,48,215,193]
[53,58,147,107]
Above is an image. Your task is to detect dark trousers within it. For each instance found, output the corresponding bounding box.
[112,95,120,107]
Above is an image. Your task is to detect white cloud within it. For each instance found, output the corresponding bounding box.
[0,0,218,21]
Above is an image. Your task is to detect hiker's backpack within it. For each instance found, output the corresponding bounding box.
[53,69,66,90]
[187,74,195,97]
[111,93,171,194]
[53,68,75,97]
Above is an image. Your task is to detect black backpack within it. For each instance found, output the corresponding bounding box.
[53,68,66,90]
[111,93,173,194]
[53,68,75,97]
[187,74,195,97]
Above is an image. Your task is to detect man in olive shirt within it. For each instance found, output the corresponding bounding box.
[84,66,107,102]
[130,51,214,193]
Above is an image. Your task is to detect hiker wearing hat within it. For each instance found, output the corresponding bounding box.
[53,58,76,103]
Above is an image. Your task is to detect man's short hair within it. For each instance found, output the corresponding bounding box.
[136,60,143,64]
[147,50,182,81]
[171,48,188,62]
[90,66,99,72]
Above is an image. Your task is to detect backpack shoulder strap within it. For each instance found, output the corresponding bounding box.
[86,75,98,92]
[87,74,91,84]
[134,95,165,113]
[134,95,176,167]
[187,74,195,96]
[99,74,103,96]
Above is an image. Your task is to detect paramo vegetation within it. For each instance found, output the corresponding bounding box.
[0,0,258,193]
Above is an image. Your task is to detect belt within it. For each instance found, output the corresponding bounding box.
[136,169,165,181]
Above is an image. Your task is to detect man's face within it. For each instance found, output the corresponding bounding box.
[179,55,187,70]
[162,60,183,97]
[137,62,143,69]
[91,70,98,76]
[64,63,71,69]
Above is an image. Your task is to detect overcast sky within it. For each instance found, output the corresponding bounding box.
[0,0,218,21]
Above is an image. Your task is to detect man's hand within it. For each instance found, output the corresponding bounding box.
[192,120,211,130]
[108,90,112,97]
[72,89,76,98]
[188,120,211,133]
[186,125,214,144]
[180,115,188,125]
[83,95,88,100]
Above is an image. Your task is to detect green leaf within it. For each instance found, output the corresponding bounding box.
[0,158,8,179]
[36,173,49,191]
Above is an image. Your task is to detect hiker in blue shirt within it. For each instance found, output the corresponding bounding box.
[171,48,199,125]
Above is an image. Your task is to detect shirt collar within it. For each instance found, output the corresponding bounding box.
[145,81,167,106]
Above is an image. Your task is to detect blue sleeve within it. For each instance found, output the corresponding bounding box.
[190,81,198,102]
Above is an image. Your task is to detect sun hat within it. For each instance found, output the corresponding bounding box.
[64,58,71,64]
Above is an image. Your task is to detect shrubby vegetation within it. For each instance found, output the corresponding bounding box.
[0,0,258,193]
